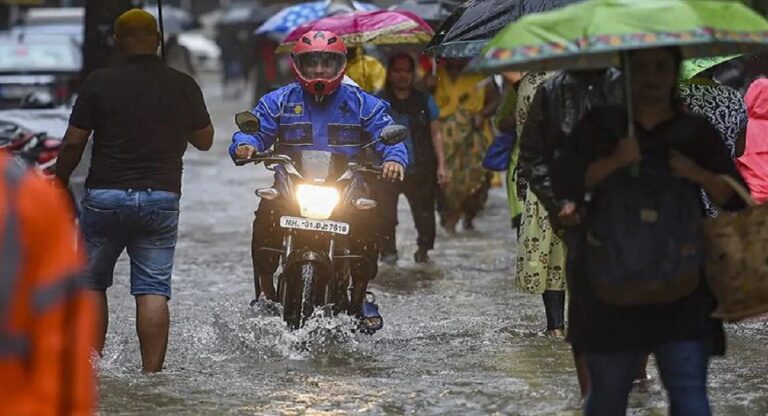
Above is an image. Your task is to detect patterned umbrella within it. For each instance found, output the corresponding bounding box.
[255,0,378,39]
[277,10,434,53]
[472,0,768,73]
[471,0,768,138]
[680,55,741,80]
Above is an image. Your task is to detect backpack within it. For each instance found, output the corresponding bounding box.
[585,125,704,306]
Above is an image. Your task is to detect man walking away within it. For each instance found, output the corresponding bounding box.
[377,53,447,264]
[56,9,214,373]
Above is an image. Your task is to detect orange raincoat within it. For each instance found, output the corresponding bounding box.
[0,153,96,415]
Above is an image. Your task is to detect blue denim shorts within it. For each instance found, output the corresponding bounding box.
[80,188,180,298]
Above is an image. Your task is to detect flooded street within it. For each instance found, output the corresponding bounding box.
[96,74,768,415]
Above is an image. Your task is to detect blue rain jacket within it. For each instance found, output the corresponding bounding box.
[229,83,409,168]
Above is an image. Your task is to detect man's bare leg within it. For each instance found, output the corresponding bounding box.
[93,290,109,354]
[136,294,169,373]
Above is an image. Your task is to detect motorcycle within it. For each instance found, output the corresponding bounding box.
[234,111,407,329]
[0,122,61,178]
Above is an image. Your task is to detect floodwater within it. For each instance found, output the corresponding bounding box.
[95,74,768,415]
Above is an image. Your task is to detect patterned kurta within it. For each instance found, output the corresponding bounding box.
[679,82,747,217]
[513,72,567,294]
[436,69,494,219]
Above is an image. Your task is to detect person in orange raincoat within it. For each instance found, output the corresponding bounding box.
[0,152,96,416]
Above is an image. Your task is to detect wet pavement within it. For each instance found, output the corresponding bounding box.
[95,73,768,415]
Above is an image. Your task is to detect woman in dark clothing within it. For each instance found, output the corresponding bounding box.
[376,53,447,264]
[556,47,745,415]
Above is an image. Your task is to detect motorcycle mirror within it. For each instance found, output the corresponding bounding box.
[235,112,261,135]
[379,125,408,146]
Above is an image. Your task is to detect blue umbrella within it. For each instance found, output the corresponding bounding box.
[255,0,378,39]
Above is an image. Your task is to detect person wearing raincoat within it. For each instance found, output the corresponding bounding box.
[346,47,387,94]
[0,154,96,416]
[737,77,768,203]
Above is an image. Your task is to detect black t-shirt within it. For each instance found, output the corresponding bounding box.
[70,54,210,194]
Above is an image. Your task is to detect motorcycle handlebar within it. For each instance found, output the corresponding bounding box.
[234,152,290,166]
[347,162,383,175]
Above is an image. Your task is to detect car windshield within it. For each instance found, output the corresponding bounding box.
[0,40,80,72]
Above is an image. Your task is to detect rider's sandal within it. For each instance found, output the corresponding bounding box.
[359,292,383,334]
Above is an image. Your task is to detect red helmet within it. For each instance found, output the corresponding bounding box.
[291,30,347,97]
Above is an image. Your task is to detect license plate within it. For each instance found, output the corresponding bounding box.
[279,216,350,235]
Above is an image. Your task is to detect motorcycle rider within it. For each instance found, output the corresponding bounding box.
[229,30,407,331]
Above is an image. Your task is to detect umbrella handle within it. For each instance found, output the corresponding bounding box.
[158,0,166,60]
[622,51,639,177]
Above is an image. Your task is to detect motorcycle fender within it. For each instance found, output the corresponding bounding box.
[283,249,332,277]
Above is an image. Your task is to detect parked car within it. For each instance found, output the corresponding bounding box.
[12,7,84,46]
[0,34,82,110]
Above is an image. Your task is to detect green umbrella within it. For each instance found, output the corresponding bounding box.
[469,0,768,136]
[471,0,768,72]
[680,55,740,80]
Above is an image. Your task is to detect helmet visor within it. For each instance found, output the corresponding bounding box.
[295,52,346,81]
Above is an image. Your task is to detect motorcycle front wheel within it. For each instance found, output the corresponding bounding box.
[282,262,326,329]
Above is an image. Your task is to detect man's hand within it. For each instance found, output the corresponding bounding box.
[557,201,581,227]
[382,161,405,182]
[235,144,256,160]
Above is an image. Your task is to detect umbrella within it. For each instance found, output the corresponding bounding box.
[470,0,768,137]
[390,0,462,28]
[255,0,378,39]
[219,3,282,27]
[144,3,194,35]
[425,0,581,58]
[277,10,434,53]
[472,0,768,73]
[680,55,740,80]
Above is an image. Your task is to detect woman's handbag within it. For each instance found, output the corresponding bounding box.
[704,175,768,322]
[482,132,517,171]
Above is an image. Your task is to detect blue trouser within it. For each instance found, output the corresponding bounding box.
[585,341,711,416]
[80,189,180,298]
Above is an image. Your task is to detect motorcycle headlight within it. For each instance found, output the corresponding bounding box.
[295,184,340,220]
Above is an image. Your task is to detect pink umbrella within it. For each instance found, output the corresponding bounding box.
[277,10,434,53]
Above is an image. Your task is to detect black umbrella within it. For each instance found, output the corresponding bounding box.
[391,0,462,28]
[424,0,581,58]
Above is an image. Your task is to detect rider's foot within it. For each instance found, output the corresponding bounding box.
[414,247,430,263]
[358,292,383,334]
[380,252,398,266]
[261,290,278,302]
[259,273,277,301]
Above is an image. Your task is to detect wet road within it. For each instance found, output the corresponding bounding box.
[96,74,768,415]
